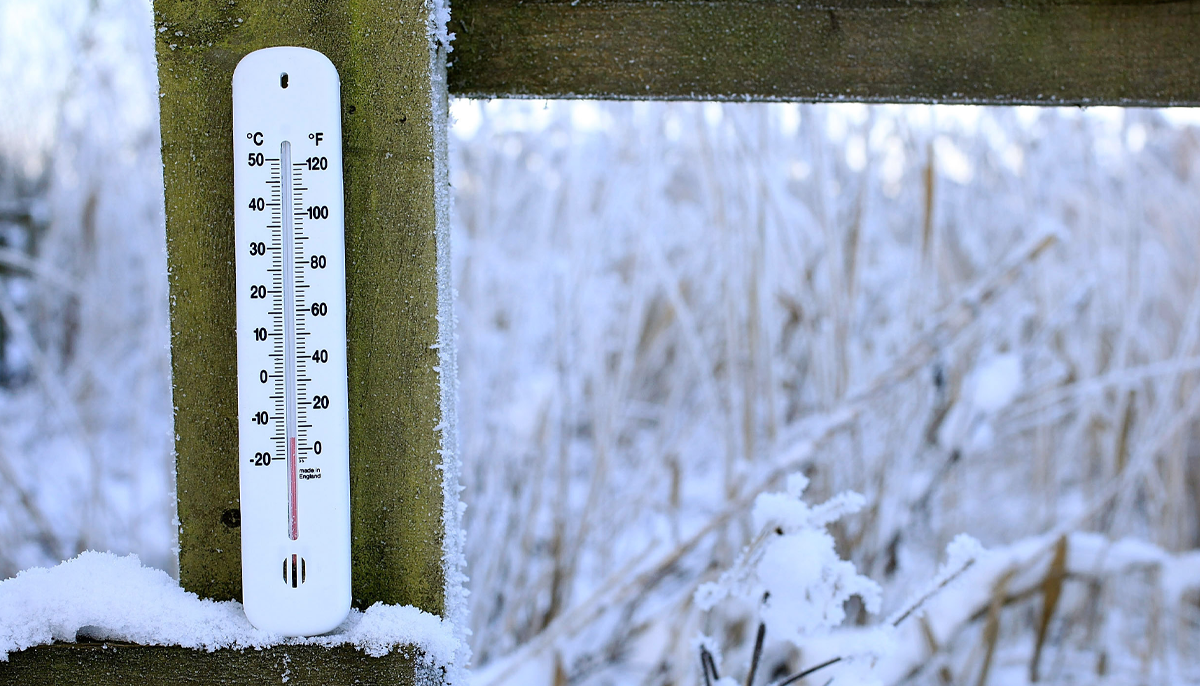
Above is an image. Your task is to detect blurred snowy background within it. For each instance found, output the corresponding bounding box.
[3,1,1200,684]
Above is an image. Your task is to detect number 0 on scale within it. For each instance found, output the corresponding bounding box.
[233,47,351,636]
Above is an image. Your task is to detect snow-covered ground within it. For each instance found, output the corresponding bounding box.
[3,1,1200,684]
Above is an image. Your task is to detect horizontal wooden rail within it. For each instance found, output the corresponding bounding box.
[0,643,426,685]
[448,0,1200,106]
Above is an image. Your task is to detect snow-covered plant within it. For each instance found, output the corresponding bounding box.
[695,475,986,686]
[697,474,881,646]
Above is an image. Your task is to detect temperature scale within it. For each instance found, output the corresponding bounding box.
[232,47,351,637]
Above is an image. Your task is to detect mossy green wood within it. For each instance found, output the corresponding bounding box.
[0,643,430,685]
[154,0,446,613]
[448,0,1200,105]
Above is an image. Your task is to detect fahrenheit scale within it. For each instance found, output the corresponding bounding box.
[233,47,351,637]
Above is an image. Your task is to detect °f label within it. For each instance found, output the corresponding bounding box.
[233,47,351,637]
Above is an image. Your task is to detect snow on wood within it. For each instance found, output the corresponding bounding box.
[0,552,462,668]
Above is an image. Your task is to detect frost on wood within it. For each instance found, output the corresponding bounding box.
[0,552,462,668]
[428,0,472,680]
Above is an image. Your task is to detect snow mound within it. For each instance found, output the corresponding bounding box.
[0,551,461,669]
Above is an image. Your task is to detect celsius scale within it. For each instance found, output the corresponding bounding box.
[232,47,351,637]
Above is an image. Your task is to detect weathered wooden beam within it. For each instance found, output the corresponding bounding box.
[0,643,427,685]
[152,0,451,614]
[448,0,1200,106]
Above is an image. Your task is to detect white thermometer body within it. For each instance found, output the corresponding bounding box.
[233,47,351,636]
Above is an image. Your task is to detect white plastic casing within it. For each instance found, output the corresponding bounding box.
[233,47,351,637]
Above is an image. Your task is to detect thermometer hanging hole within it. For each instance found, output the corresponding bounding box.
[280,72,289,89]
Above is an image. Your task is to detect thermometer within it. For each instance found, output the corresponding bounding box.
[233,47,351,637]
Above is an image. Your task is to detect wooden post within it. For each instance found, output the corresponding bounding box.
[154,0,455,613]
[0,1,458,683]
